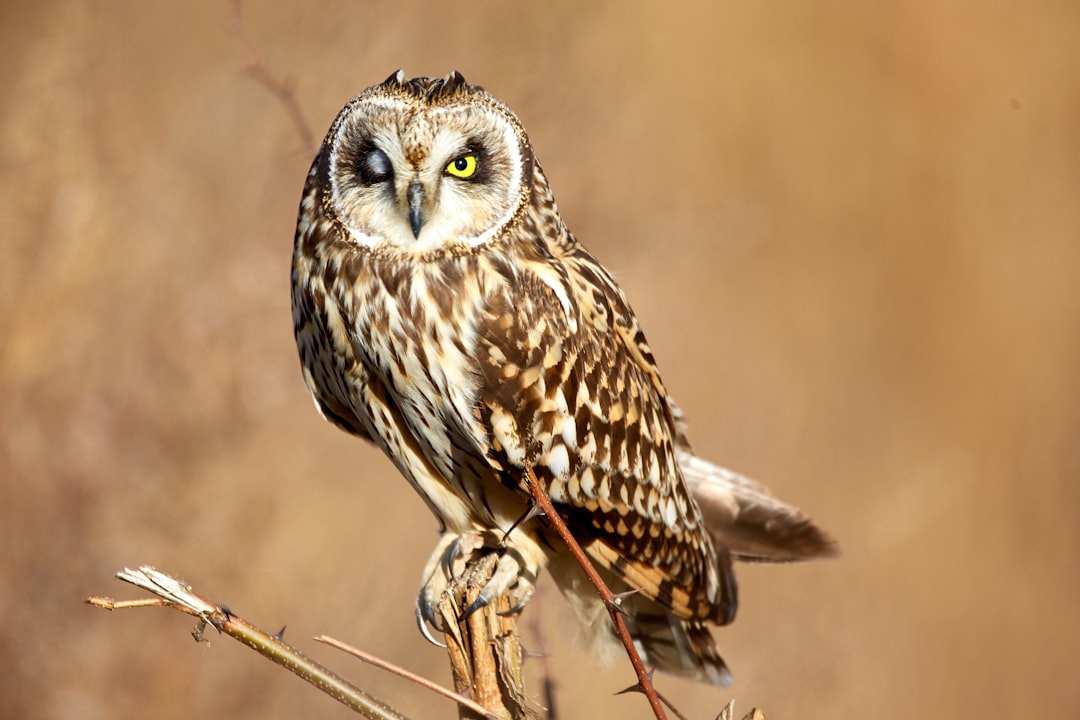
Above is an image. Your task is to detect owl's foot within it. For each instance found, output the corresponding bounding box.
[461,549,537,620]
[414,530,537,645]
[415,532,468,643]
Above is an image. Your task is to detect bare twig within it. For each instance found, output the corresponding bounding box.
[86,597,170,610]
[87,567,411,720]
[523,467,669,720]
[315,635,500,720]
[228,0,318,155]
[526,586,558,720]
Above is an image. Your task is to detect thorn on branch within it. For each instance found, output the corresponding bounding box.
[502,501,546,544]
[615,675,690,720]
[607,587,642,616]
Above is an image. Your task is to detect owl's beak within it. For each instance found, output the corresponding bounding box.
[407,179,425,239]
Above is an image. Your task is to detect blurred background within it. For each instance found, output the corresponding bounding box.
[2,1,1077,718]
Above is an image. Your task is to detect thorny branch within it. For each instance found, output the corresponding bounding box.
[524,467,676,720]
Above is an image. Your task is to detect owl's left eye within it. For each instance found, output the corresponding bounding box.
[445,154,478,179]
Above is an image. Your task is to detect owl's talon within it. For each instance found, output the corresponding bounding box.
[414,596,447,648]
[461,549,537,621]
[417,532,463,634]
[445,530,485,576]
[460,594,489,621]
[497,600,528,617]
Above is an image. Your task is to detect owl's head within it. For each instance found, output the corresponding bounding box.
[317,71,535,254]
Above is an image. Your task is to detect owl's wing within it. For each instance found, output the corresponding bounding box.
[471,246,735,625]
[293,276,372,441]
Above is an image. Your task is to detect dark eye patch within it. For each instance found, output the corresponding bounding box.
[357,147,393,185]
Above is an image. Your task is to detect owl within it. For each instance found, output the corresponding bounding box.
[292,70,835,687]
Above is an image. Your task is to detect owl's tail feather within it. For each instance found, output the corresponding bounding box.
[546,549,733,687]
[669,401,838,563]
[623,603,733,687]
[679,449,839,564]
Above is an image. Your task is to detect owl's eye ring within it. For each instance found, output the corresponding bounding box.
[446,154,478,179]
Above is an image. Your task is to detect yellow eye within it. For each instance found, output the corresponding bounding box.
[446,154,478,179]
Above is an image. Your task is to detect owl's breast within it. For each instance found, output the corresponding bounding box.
[347,257,497,487]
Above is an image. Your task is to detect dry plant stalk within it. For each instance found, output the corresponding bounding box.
[437,551,542,720]
[87,567,438,720]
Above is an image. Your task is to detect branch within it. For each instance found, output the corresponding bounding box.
[525,586,558,720]
[436,551,542,720]
[87,567,410,720]
[523,468,671,720]
[228,0,318,155]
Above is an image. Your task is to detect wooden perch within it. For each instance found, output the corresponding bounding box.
[437,550,542,720]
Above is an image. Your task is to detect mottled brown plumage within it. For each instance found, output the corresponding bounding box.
[292,71,836,686]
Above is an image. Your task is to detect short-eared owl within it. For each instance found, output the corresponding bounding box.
[292,70,835,686]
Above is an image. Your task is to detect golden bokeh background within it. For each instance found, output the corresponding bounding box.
[2,1,1077,718]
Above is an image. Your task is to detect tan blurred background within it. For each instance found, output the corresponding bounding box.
[2,1,1078,718]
